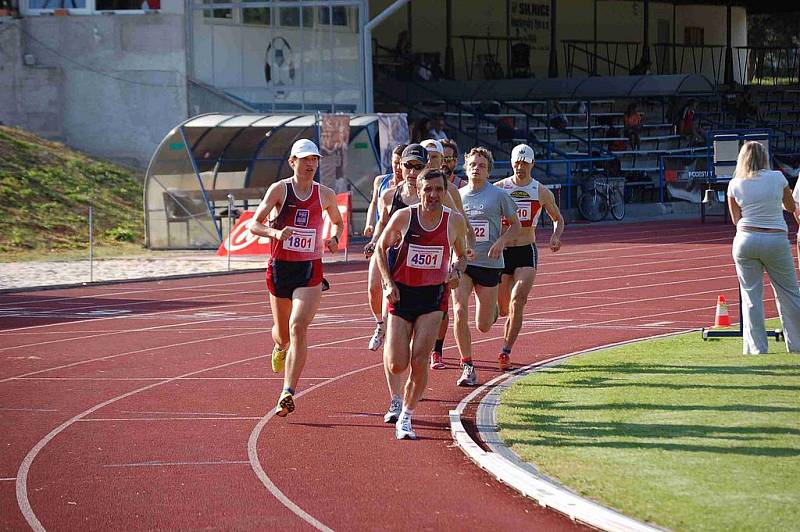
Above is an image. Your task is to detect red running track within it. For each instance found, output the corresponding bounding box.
[0,220,792,530]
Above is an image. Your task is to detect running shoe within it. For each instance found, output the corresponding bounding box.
[456,362,477,387]
[498,353,511,371]
[275,391,295,417]
[271,344,288,374]
[383,396,402,424]
[368,322,385,351]
[430,351,446,370]
[395,414,416,440]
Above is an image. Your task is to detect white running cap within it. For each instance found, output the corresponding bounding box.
[511,144,535,163]
[421,139,444,154]
[290,138,322,158]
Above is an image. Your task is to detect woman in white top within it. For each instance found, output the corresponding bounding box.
[793,177,800,270]
[727,141,800,354]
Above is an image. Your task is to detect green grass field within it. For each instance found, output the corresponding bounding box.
[0,125,143,253]
[497,322,800,531]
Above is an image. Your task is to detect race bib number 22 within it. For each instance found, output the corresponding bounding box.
[472,220,490,242]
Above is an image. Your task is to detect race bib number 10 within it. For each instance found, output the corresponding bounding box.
[284,227,317,253]
[406,244,444,270]
[516,201,532,222]
[472,220,490,242]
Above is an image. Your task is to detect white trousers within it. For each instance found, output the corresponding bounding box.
[732,230,800,354]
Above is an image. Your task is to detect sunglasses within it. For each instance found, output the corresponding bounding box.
[443,156,457,162]
[403,162,425,170]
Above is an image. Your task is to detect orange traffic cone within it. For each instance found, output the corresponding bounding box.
[713,295,731,327]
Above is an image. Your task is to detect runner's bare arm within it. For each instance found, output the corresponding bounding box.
[364,186,394,257]
[320,185,344,253]
[249,182,292,240]
[445,185,475,255]
[540,184,564,252]
[447,212,468,289]
[375,208,411,304]
[363,174,384,237]
[489,194,521,259]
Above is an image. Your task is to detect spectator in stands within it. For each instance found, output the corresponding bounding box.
[549,102,568,131]
[606,126,627,152]
[623,102,642,151]
[410,118,431,144]
[677,99,705,146]
[428,114,449,141]
[734,90,761,127]
[394,30,413,81]
[727,141,800,354]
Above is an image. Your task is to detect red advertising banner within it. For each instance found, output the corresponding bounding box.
[217,192,350,256]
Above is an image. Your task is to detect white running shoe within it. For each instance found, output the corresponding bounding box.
[456,362,477,387]
[368,322,385,351]
[395,414,416,440]
[383,396,402,424]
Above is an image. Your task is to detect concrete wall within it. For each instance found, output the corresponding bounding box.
[0,14,187,168]
[0,20,64,139]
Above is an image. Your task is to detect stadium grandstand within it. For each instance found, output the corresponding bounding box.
[1,0,799,246]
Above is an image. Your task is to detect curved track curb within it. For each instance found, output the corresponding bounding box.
[449,333,691,532]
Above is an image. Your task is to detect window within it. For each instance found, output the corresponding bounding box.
[202,0,231,21]
[684,27,704,46]
[278,5,312,27]
[319,6,348,26]
[96,0,158,10]
[243,6,269,25]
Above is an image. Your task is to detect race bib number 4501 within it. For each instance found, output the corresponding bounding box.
[284,227,317,253]
[406,244,444,270]
[472,220,490,242]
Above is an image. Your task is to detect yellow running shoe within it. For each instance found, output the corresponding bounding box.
[271,344,287,373]
[275,391,295,417]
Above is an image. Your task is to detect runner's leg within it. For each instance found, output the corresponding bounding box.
[498,273,512,318]
[404,311,443,410]
[474,283,500,333]
[283,285,323,392]
[503,267,536,351]
[269,293,292,349]
[453,273,475,362]
[385,313,413,388]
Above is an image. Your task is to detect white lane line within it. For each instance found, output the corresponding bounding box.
[0,273,370,334]
[79,417,263,422]
[1,477,16,481]
[0,275,740,383]
[0,267,369,309]
[19,377,329,382]
[0,407,58,412]
[102,460,251,468]
[248,359,381,532]
[15,332,373,532]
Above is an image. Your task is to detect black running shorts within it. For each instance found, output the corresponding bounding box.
[266,259,323,299]
[388,282,446,323]
[502,243,538,275]
[464,265,503,287]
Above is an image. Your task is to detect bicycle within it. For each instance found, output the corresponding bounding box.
[578,175,625,222]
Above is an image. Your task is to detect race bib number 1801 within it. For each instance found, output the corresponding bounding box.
[283,227,317,253]
[406,244,444,270]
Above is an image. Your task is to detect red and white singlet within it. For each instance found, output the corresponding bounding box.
[271,179,325,261]
[391,206,452,287]
[496,176,542,228]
